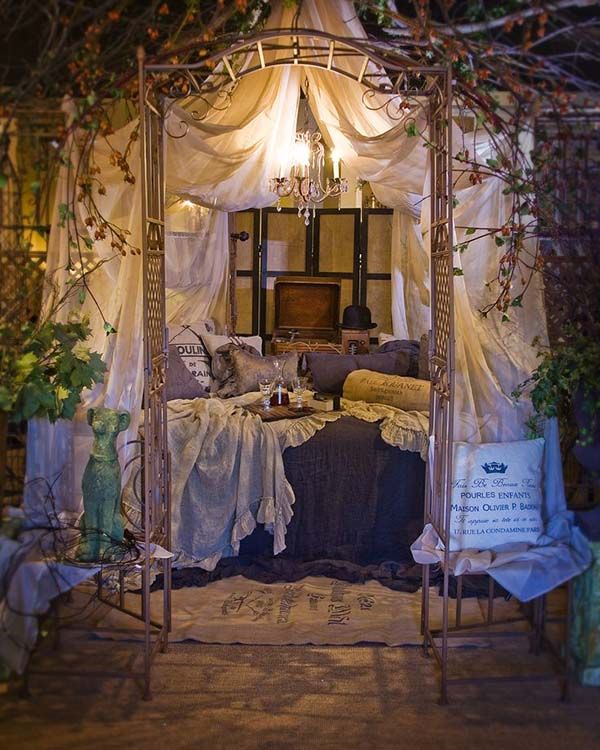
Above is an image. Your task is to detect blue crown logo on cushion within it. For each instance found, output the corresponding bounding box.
[482,461,508,474]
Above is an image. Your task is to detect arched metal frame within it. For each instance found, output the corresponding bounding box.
[137,29,455,701]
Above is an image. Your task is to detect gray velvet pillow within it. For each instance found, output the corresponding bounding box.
[305,351,415,395]
[166,345,210,400]
[227,349,299,397]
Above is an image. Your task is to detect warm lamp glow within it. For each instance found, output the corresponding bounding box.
[292,139,310,170]
[269,129,348,224]
[293,140,310,165]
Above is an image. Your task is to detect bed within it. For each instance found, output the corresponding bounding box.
[149,330,430,580]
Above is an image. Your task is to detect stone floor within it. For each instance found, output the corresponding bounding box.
[2,610,599,750]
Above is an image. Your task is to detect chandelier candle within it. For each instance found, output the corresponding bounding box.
[269,130,348,225]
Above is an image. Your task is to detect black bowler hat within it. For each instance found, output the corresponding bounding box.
[338,305,377,330]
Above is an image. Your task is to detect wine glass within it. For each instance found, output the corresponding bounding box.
[258,377,273,410]
[272,357,284,381]
[291,375,308,409]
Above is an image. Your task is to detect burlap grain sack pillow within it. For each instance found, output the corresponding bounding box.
[228,349,299,397]
[450,438,545,551]
[343,370,430,411]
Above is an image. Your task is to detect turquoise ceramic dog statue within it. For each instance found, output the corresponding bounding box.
[77,407,131,562]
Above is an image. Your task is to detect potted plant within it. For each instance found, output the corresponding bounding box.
[513,327,600,473]
[0,313,106,501]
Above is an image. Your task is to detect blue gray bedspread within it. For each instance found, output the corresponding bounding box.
[241,416,426,565]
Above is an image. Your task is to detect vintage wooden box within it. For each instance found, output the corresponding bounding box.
[340,328,370,355]
[273,276,342,343]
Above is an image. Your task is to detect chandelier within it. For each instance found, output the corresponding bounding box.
[269,130,348,225]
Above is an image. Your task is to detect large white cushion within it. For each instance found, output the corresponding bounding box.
[450,438,545,551]
[343,370,430,411]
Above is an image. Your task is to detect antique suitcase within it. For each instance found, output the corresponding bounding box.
[272,276,342,352]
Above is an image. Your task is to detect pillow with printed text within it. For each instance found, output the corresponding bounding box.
[450,438,545,551]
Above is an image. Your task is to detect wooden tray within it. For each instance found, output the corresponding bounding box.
[244,401,315,422]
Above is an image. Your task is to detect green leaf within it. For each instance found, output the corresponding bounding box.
[494,236,505,247]
[0,174,8,189]
[510,296,523,308]
[465,227,476,235]
[57,202,75,228]
[501,314,511,323]
[56,385,70,403]
[103,322,117,335]
[486,158,499,169]
[15,351,38,377]
[0,385,15,412]
[453,267,464,276]
[78,289,86,305]
[405,121,418,138]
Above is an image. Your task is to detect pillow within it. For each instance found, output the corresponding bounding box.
[166,347,210,401]
[378,332,398,346]
[202,333,263,361]
[201,333,263,394]
[211,342,262,397]
[227,349,299,397]
[305,351,415,395]
[343,370,430,411]
[376,338,420,377]
[450,438,545,551]
[166,322,215,399]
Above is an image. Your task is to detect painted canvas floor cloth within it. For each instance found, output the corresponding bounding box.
[93,576,505,647]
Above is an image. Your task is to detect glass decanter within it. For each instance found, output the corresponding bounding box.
[269,357,290,406]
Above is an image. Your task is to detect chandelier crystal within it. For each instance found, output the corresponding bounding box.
[269,130,348,225]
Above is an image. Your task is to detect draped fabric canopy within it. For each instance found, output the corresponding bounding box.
[28,0,547,513]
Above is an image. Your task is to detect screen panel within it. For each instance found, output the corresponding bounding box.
[235,276,253,335]
[367,212,392,274]
[340,278,353,322]
[366,278,392,338]
[317,212,356,274]
[265,211,307,272]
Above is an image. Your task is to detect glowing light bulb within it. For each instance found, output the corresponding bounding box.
[331,149,341,180]
[278,149,289,179]
[292,138,310,176]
